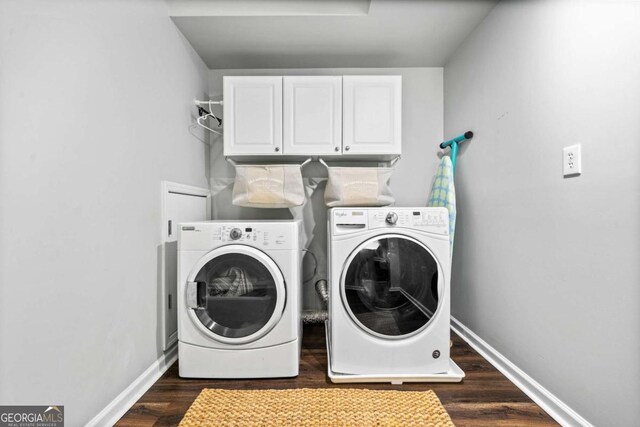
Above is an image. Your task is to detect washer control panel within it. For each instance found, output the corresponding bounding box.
[332,208,448,235]
[371,209,447,228]
[408,210,449,227]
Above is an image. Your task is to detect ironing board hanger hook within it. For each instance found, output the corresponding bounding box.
[439,131,473,174]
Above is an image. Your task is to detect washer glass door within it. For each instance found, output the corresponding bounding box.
[190,249,284,342]
[342,235,441,338]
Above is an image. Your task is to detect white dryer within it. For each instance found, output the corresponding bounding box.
[327,207,464,383]
[178,220,302,378]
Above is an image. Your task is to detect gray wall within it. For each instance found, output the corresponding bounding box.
[208,68,443,310]
[0,1,209,425]
[444,1,640,425]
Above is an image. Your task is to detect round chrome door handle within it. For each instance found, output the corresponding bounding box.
[385,212,398,225]
[345,146,350,151]
[274,147,280,152]
[334,147,340,152]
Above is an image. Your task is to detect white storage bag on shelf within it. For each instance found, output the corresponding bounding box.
[320,158,397,207]
[231,159,310,208]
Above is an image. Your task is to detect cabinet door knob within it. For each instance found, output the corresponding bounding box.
[274,147,280,152]
[334,147,339,152]
[345,146,350,151]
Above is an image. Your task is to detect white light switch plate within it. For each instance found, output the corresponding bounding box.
[563,144,582,176]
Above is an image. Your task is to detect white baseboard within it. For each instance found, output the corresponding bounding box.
[450,317,592,427]
[86,345,178,427]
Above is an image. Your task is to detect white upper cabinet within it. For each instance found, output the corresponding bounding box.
[342,76,402,155]
[222,75,401,157]
[283,76,342,155]
[224,76,283,155]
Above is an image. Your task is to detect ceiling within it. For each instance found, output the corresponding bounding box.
[169,0,497,69]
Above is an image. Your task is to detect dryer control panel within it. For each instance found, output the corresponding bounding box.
[331,208,448,236]
[178,220,300,251]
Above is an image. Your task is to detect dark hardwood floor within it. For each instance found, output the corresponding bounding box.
[117,325,557,426]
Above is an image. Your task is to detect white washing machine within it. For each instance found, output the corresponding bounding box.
[327,207,464,383]
[177,220,302,378]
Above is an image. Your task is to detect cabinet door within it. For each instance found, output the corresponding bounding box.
[283,76,342,155]
[224,76,283,155]
[343,76,401,155]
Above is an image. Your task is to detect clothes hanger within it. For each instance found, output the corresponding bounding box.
[196,106,223,136]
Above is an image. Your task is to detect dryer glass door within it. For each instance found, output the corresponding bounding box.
[190,250,284,342]
[342,236,440,338]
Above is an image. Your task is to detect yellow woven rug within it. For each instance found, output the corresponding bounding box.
[179,388,454,426]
